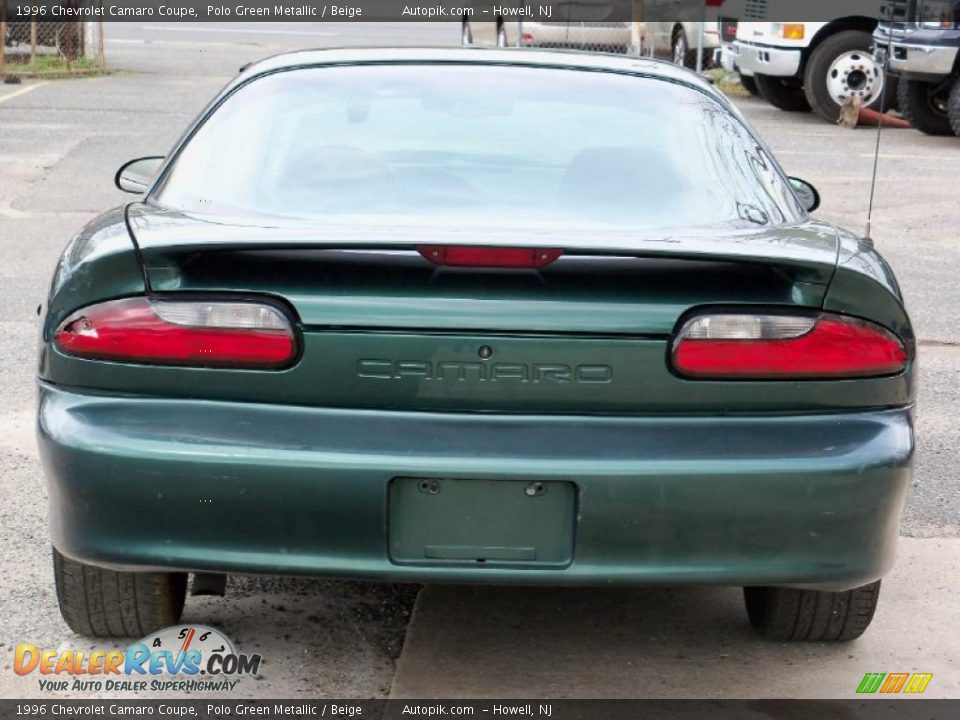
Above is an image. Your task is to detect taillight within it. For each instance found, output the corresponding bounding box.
[417,245,563,269]
[54,297,297,369]
[672,313,907,379]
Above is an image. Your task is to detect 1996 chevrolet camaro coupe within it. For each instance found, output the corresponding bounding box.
[39,48,915,642]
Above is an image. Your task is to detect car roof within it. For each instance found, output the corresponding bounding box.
[232,46,722,98]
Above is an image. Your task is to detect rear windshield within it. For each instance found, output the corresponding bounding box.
[153,63,803,231]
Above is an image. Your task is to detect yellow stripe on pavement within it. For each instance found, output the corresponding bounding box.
[0,82,49,104]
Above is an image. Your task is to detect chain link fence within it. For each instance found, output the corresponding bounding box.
[2,6,104,77]
[472,20,716,63]
[3,21,83,58]
[517,21,636,54]
[507,5,722,68]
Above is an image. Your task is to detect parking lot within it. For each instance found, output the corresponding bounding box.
[0,22,957,700]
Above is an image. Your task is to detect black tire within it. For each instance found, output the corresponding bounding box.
[744,580,881,642]
[802,30,893,123]
[740,74,759,96]
[881,76,900,113]
[754,74,812,112]
[948,78,960,137]
[672,27,693,68]
[898,78,953,135]
[53,547,188,637]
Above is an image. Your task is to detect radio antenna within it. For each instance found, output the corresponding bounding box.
[865,4,895,239]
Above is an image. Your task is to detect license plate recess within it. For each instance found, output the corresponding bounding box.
[388,478,575,567]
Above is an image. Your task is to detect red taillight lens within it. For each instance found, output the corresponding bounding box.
[417,245,563,269]
[672,313,907,379]
[55,297,297,369]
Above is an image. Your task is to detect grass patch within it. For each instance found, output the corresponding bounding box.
[3,54,105,78]
[710,68,751,98]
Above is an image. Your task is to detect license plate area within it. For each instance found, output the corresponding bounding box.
[388,478,576,568]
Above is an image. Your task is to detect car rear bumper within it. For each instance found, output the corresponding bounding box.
[39,383,913,591]
[733,40,802,77]
[717,44,738,74]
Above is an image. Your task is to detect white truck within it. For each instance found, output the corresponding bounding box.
[729,1,894,123]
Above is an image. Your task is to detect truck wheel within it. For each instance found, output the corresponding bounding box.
[754,74,811,111]
[898,79,953,135]
[948,78,960,136]
[740,75,759,96]
[803,30,893,123]
[53,546,188,637]
[744,580,881,641]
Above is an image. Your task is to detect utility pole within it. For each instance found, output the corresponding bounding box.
[695,2,705,73]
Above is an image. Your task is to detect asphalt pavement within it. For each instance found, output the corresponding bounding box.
[392,539,960,699]
[0,22,957,700]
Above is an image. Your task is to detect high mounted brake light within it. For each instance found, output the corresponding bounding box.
[417,245,563,269]
[672,312,907,379]
[54,297,297,369]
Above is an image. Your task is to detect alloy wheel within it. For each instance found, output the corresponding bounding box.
[826,50,884,107]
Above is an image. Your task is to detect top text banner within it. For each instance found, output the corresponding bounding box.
[2,0,901,23]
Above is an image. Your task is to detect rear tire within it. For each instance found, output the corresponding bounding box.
[802,30,892,123]
[53,546,188,637]
[754,74,812,111]
[947,78,960,137]
[744,580,881,641]
[740,74,759,96]
[672,27,693,68]
[898,78,953,135]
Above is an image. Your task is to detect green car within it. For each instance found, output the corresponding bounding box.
[38,48,915,642]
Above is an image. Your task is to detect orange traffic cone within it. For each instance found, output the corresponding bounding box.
[838,96,912,129]
[856,105,912,129]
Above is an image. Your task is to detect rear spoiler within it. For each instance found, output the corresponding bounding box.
[128,206,842,287]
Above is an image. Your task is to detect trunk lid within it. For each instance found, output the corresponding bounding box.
[114,208,848,414]
[135,208,837,336]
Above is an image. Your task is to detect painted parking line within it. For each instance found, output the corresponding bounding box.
[0,82,49,105]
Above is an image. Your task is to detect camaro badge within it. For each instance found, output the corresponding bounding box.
[356,359,614,384]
